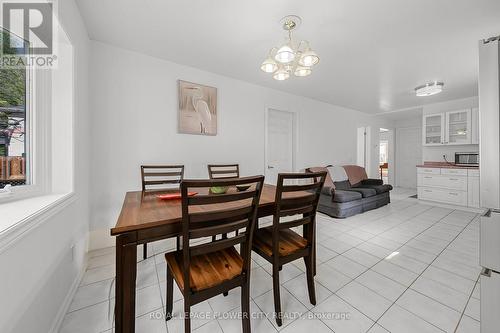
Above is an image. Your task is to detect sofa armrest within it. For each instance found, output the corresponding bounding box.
[361,179,383,186]
[321,186,335,197]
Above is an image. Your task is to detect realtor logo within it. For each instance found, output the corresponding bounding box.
[2,2,53,54]
[1,0,57,68]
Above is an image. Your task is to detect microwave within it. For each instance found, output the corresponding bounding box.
[455,152,479,166]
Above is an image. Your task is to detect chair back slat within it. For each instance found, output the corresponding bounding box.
[279,205,315,217]
[207,164,240,179]
[180,175,264,293]
[141,165,184,192]
[188,189,258,205]
[190,234,246,257]
[189,205,253,224]
[281,182,322,192]
[189,219,248,239]
[278,216,312,230]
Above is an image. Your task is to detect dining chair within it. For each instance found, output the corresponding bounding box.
[165,175,265,333]
[140,164,185,259]
[207,164,240,179]
[252,171,327,326]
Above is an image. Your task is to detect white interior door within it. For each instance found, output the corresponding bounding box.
[265,109,295,185]
[396,127,422,188]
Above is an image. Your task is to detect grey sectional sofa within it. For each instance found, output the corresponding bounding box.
[306,165,393,218]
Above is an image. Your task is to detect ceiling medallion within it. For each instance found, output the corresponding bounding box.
[260,15,319,81]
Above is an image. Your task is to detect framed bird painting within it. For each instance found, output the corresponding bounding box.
[178,80,217,135]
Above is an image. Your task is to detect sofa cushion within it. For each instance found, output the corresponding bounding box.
[346,187,377,198]
[333,180,351,190]
[361,179,383,186]
[358,184,393,194]
[332,190,363,203]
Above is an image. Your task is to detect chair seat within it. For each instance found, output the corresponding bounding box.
[253,227,308,257]
[165,246,243,292]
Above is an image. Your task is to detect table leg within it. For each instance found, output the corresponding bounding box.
[115,233,138,333]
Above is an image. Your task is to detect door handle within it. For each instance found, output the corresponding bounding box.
[267,166,274,169]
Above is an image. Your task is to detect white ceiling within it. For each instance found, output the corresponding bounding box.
[75,0,500,114]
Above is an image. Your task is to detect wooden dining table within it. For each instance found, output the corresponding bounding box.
[112,183,312,333]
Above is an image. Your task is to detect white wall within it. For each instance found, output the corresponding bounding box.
[422,97,479,162]
[89,41,392,248]
[0,1,90,332]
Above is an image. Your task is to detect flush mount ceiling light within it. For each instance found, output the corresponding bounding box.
[415,81,444,97]
[260,15,319,80]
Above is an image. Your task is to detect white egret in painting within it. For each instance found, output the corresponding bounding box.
[186,86,212,134]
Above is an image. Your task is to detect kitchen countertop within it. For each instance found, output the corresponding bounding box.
[416,162,479,169]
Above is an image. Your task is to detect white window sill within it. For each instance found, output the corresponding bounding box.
[0,192,76,253]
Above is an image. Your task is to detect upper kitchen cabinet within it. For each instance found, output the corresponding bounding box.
[445,109,472,145]
[423,108,477,146]
[423,113,445,146]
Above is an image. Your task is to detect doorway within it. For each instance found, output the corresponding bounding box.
[265,108,296,185]
[379,128,392,184]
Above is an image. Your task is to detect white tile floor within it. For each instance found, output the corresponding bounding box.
[60,188,482,333]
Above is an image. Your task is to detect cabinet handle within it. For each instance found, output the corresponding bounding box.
[424,190,432,192]
[449,178,459,181]
[449,192,458,196]
[424,176,432,179]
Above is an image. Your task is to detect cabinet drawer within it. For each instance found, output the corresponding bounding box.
[441,168,468,176]
[418,187,467,205]
[417,174,467,191]
[417,167,441,175]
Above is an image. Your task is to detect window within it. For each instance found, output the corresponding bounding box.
[0,28,30,190]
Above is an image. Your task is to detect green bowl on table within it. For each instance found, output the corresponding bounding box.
[210,186,228,194]
[236,184,251,192]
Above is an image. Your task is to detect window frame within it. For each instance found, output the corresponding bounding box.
[0,64,52,202]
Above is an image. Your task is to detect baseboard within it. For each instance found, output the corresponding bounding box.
[89,228,115,250]
[49,254,88,333]
[417,199,486,214]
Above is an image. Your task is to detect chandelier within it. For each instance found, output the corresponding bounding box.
[260,15,319,81]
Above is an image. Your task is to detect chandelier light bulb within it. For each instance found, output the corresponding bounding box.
[273,68,290,81]
[299,49,319,67]
[260,57,278,73]
[275,44,295,64]
[294,66,312,77]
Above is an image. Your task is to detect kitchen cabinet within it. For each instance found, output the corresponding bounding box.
[422,108,477,146]
[417,167,479,207]
[423,113,444,146]
[445,109,472,145]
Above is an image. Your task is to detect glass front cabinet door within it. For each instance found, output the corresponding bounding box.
[423,113,445,146]
[445,109,472,145]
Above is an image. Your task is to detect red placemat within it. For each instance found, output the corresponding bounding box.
[156,192,197,200]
